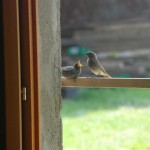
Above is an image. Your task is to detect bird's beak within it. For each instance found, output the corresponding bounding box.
[77,60,83,67]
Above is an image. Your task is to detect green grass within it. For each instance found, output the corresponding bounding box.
[62,88,150,150]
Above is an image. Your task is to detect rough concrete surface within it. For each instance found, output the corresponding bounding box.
[38,0,62,149]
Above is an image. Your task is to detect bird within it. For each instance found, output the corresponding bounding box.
[62,60,83,79]
[85,52,112,78]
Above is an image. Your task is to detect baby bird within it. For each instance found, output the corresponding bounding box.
[62,60,83,79]
[86,52,112,78]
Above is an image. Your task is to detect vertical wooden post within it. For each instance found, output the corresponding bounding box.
[19,0,35,149]
[0,0,6,149]
[31,0,41,149]
[3,0,22,150]
[19,0,41,149]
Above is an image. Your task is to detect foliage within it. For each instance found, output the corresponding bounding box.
[62,88,150,150]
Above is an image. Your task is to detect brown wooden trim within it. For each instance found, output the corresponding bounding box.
[19,0,35,149]
[19,0,41,149]
[3,0,22,150]
[31,0,41,149]
[62,78,150,88]
[0,0,6,149]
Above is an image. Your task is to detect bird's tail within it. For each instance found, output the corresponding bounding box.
[101,72,112,78]
[105,74,112,78]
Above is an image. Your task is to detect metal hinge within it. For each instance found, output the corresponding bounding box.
[22,87,27,101]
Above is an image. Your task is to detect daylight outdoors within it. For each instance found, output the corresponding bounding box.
[61,1,150,150]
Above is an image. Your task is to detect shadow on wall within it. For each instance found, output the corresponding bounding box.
[62,88,150,118]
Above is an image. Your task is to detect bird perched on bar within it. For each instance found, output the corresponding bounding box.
[62,60,83,79]
[86,52,112,78]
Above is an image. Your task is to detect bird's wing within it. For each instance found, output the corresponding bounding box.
[62,66,77,77]
[62,66,74,71]
[97,61,106,71]
[62,66,75,74]
[95,59,111,77]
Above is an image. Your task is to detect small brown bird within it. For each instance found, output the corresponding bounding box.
[86,52,112,78]
[62,60,83,79]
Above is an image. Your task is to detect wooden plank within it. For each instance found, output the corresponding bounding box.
[3,0,22,150]
[0,1,6,149]
[62,78,150,88]
[19,0,35,149]
[31,0,41,149]
[20,0,41,149]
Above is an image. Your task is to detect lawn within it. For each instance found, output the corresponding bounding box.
[62,88,150,150]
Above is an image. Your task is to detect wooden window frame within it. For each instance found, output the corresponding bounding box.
[19,0,40,149]
[3,0,22,149]
[3,0,40,150]
[62,78,150,88]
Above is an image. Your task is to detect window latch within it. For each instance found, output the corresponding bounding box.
[22,87,27,101]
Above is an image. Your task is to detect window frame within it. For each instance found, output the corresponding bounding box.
[3,0,40,149]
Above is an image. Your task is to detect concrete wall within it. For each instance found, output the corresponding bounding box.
[38,0,62,149]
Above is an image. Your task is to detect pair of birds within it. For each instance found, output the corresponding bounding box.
[62,52,112,79]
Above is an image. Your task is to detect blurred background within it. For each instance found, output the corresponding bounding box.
[62,89,150,150]
[61,0,150,78]
[61,1,150,149]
